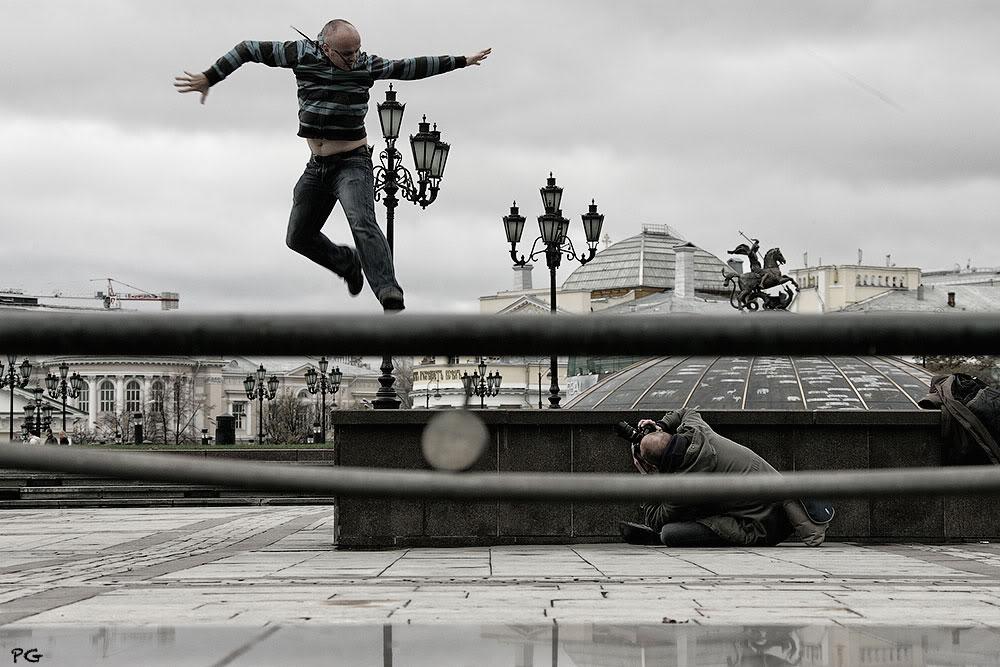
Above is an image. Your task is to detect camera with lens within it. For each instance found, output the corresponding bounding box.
[614,421,656,445]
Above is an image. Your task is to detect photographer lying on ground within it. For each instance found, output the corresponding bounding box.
[618,407,832,547]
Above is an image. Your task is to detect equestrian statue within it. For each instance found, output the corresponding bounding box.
[722,232,799,311]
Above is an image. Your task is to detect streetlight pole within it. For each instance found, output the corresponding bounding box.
[45,361,82,432]
[372,84,452,409]
[243,364,278,445]
[503,174,605,408]
[1,355,33,441]
[305,356,342,444]
[462,358,502,409]
[22,385,53,438]
[424,379,441,409]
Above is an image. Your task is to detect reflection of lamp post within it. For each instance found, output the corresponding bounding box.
[133,412,144,445]
[1,355,33,441]
[305,357,342,445]
[244,365,278,445]
[22,385,53,437]
[45,361,83,432]
[504,173,605,408]
[372,84,452,409]
[424,380,441,409]
[462,358,502,409]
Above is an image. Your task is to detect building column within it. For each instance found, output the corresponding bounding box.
[115,376,125,418]
[87,375,99,431]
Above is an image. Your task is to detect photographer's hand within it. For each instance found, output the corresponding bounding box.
[638,419,662,432]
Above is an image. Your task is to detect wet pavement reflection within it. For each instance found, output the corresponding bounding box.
[3,623,1000,666]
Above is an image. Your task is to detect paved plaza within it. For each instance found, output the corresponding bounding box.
[3,506,1000,630]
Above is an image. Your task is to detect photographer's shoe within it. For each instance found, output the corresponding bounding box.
[619,521,661,545]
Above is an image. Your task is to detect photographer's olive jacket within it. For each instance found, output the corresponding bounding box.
[641,408,791,546]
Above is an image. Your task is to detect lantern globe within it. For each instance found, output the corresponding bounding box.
[409,116,437,172]
[503,202,526,244]
[539,173,563,213]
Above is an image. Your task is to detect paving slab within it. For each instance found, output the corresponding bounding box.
[2,506,1000,633]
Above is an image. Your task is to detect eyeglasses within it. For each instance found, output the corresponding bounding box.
[324,44,360,61]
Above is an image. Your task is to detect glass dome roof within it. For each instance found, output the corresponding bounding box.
[561,225,731,295]
[567,355,934,411]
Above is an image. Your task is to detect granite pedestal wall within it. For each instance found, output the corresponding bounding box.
[333,409,992,548]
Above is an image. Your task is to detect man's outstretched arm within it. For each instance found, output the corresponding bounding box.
[175,40,305,104]
[371,47,491,81]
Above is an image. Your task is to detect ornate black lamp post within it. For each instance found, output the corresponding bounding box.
[1,355,32,440]
[243,364,278,445]
[45,362,83,432]
[133,412,144,445]
[424,380,441,409]
[22,386,53,437]
[462,358,503,409]
[372,84,451,409]
[504,173,605,408]
[305,357,342,444]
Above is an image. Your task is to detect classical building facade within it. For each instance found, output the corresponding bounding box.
[1,355,379,443]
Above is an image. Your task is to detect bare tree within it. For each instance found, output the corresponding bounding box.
[392,356,414,409]
[264,390,317,444]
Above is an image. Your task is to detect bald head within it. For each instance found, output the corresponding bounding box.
[639,431,672,466]
[321,19,361,70]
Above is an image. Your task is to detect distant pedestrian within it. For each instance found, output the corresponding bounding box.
[59,431,70,445]
[44,429,57,445]
[27,433,41,446]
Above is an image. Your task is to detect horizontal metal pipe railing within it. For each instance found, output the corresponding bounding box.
[1,311,999,356]
[1,445,998,503]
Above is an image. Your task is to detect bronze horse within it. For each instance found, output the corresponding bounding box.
[723,247,799,311]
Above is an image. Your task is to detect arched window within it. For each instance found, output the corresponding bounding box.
[863,276,869,286]
[892,276,898,287]
[877,276,883,286]
[99,380,115,413]
[855,275,861,286]
[150,380,164,413]
[77,381,90,414]
[125,380,141,413]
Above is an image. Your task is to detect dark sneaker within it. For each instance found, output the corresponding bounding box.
[619,520,661,545]
[346,250,364,296]
[379,287,405,312]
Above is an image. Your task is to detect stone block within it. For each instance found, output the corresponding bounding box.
[869,427,943,468]
[871,496,943,539]
[574,502,642,538]
[792,427,869,471]
[499,425,572,537]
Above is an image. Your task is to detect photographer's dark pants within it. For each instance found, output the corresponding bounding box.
[660,521,729,547]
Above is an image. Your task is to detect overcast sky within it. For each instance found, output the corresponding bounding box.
[3,1,998,314]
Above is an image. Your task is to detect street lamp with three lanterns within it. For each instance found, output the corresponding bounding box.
[22,385,53,438]
[45,361,83,432]
[244,364,279,445]
[503,173,605,408]
[462,358,503,409]
[371,84,452,410]
[305,356,342,444]
[1,355,33,441]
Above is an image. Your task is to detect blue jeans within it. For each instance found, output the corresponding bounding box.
[286,146,401,300]
[659,521,729,547]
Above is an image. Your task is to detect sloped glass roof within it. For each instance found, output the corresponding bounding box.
[567,355,934,411]
[561,226,731,294]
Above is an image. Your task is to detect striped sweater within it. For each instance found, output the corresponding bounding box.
[204,40,467,140]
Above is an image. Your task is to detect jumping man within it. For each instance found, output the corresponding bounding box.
[175,20,491,311]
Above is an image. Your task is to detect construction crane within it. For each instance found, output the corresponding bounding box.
[90,278,180,310]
